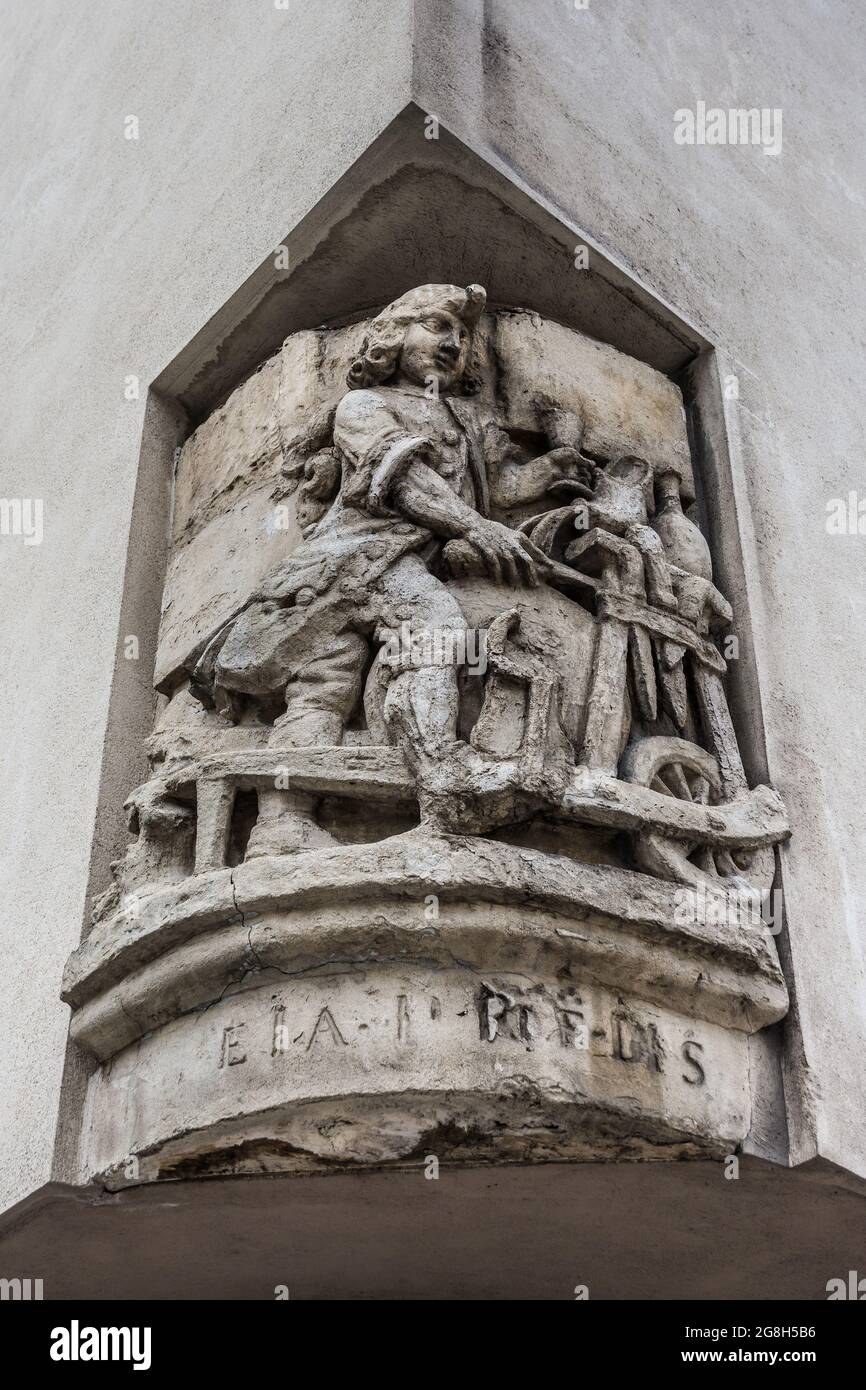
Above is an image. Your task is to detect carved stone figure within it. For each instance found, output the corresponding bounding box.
[190,283,593,849]
[151,280,786,892]
[63,284,791,1182]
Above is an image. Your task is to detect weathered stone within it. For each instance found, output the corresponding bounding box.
[65,282,790,1180]
[493,311,695,498]
[155,479,302,690]
[62,829,789,1058]
[81,966,750,1187]
[172,354,283,547]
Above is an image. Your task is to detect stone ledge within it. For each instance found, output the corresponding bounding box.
[79,967,750,1184]
[64,832,788,1060]
[155,746,790,849]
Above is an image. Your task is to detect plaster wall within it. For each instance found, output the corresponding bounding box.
[412,0,866,1176]
[0,0,414,1214]
[1,0,863,1224]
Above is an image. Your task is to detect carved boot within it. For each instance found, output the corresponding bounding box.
[245,788,337,858]
[245,700,347,857]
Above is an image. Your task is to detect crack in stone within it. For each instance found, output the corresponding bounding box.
[229,870,269,975]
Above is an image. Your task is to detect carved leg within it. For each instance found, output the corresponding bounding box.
[272,629,367,748]
[374,555,533,831]
[376,554,465,768]
[383,664,460,761]
[248,630,368,858]
[194,779,235,873]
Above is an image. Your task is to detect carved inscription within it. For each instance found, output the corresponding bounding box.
[215,983,710,1089]
[217,1023,247,1068]
[681,1039,706,1086]
[478,984,534,1042]
[611,1012,664,1072]
[306,1006,347,1051]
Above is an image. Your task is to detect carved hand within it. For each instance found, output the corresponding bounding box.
[464,518,542,587]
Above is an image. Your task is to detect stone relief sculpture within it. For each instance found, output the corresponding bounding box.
[104,281,785,896]
[64,283,791,1181]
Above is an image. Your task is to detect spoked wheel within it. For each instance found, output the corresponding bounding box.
[620,736,759,891]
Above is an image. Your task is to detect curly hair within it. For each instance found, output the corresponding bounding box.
[346,321,483,396]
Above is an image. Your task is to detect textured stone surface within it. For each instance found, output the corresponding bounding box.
[171,355,283,547]
[3,0,864,1266]
[65,279,790,1185]
[0,0,416,1215]
[156,480,300,689]
[81,966,750,1186]
[63,832,789,1056]
[494,312,694,497]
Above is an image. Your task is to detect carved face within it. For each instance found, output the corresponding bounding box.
[396,309,471,391]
